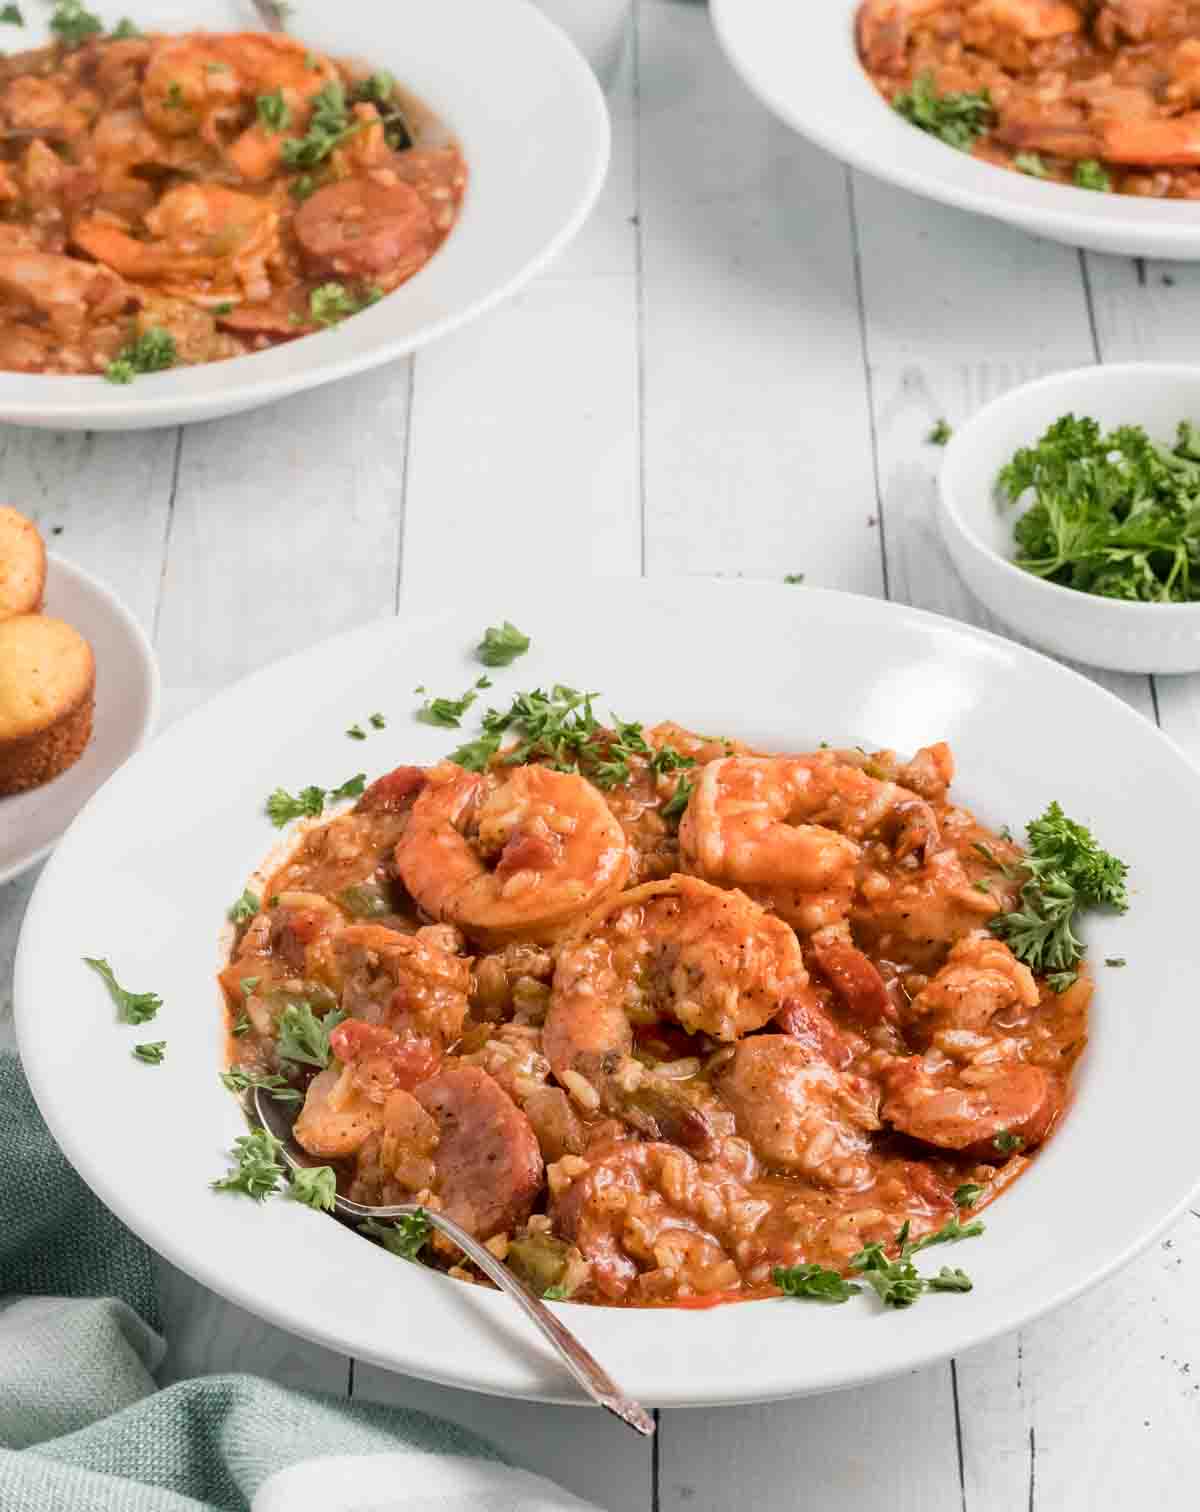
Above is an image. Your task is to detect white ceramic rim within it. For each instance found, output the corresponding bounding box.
[0,0,610,425]
[939,362,1200,623]
[710,0,1200,251]
[15,578,1200,1406]
[0,554,161,887]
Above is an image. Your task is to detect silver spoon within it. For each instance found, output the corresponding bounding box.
[253,1087,656,1437]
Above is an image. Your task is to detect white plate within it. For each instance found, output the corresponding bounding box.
[14,579,1200,1406]
[711,0,1200,260]
[0,556,159,887]
[0,0,609,430]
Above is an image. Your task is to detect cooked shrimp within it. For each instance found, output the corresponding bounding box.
[967,0,1084,40]
[902,931,1038,1044]
[331,922,471,1049]
[679,752,938,933]
[73,183,281,303]
[141,32,338,177]
[545,876,809,1148]
[0,250,128,327]
[713,1035,880,1189]
[294,1062,383,1159]
[395,762,632,947]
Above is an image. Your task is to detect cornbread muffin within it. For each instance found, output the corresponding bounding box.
[0,507,46,621]
[0,615,95,795]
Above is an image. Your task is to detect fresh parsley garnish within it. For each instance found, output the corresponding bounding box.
[369,712,386,729]
[164,81,187,110]
[309,281,381,327]
[1105,956,1126,967]
[773,1263,860,1303]
[50,0,102,46]
[1014,151,1048,178]
[849,1217,984,1308]
[133,1041,166,1065]
[783,573,805,584]
[477,620,531,667]
[104,326,177,385]
[1000,413,1200,602]
[347,70,412,151]
[994,1130,1025,1154]
[360,1210,432,1260]
[990,801,1128,975]
[281,82,359,167]
[266,784,326,825]
[290,1165,337,1211]
[256,88,291,133]
[928,419,952,445]
[212,1128,286,1201]
[84,956,162,1025]
[541,1283,569,1301]
[1074,159,1112,193]
[219,1067,302,1105]
[231,1012,252,1037]
[0,5,23,24]
[418,680,485,728]
[330,773,366,800]
[893,73,993,152]
[954,1183,984,1208]
[290,173,318,201]
[276,1000,346,1069]
[229,889,259,926]
[109,16,140,37]
[661,775,694,824]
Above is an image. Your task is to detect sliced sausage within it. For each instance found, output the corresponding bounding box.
[775,991,854,1069]
[881,1057,1063,1161]
[808,931,898,1031]
[356,764,426,815]
[294,177,434,278]
[415,1066,543,1239]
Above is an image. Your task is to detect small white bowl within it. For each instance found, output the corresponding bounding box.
[938,364,1200,676]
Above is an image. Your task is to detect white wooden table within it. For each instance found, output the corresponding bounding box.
[3,2,1200,1506]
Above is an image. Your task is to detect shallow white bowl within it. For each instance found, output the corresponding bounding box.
[15,578,1200,1406]
[711,0,1200,260]
[0,0,609,430]
[939,364,1200,675]
[0,555,159,886]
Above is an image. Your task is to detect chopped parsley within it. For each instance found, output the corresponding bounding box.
[476,620,531,667]
[276,1000,346,1069]
[133,1041,166,1065]
[0,5,22,24]
[369,711,387,729]
[228,889,259,926]
[541,1283,568,1301]
[104,327,177,385]
[231,1012,252,1037]
[346,723,367,740]
[1014,151,1048,178]
[290,1164,337,1211]
[347,70,413,151]
[330,772,366,800]
[990,801,1128,976]
[109,17,140,38]
[266,783,326,826]
[954,1183,984,1209]
[418,679,487,728]
[50,0,102,46]
[893,73,993,152]
[1105,956,1127,968]
[783,573,805,584]
[281,81,358,168]
[290,173,318,201]
[1074,159,1112,193]
[360,1210,431,1261]
[661,775,694,824]
[164,81,186,110]
[84,956,162,1025]
[1000,413,1200,603]
[256,88,292,132]
[849,1217,984,1308]
[212,1128,286,1201]
[219,1067,302,1104]
[928,419,952,446]
[993,1130,1025,1154]
[308,281,381,327]
[773,1263,860,1303]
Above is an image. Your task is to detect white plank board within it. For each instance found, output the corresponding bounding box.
[638,0,881,592]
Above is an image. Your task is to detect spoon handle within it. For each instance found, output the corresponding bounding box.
[350,1199,655,1437]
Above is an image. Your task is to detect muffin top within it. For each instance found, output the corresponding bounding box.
[0,615,95,740]
[0,507,47,622]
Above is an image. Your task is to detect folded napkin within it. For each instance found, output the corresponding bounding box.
[0,1052,597,1511]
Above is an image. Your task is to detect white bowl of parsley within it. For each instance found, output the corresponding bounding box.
[938,365,1200,675]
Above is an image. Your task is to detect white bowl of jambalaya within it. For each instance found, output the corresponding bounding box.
[0,0,608,427]
[712,0,1200,258]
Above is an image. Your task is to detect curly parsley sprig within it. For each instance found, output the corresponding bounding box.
[988,802,1128,982]
[892,73,993,152]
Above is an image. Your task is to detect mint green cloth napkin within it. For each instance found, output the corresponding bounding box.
[0,1053,596,1511]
